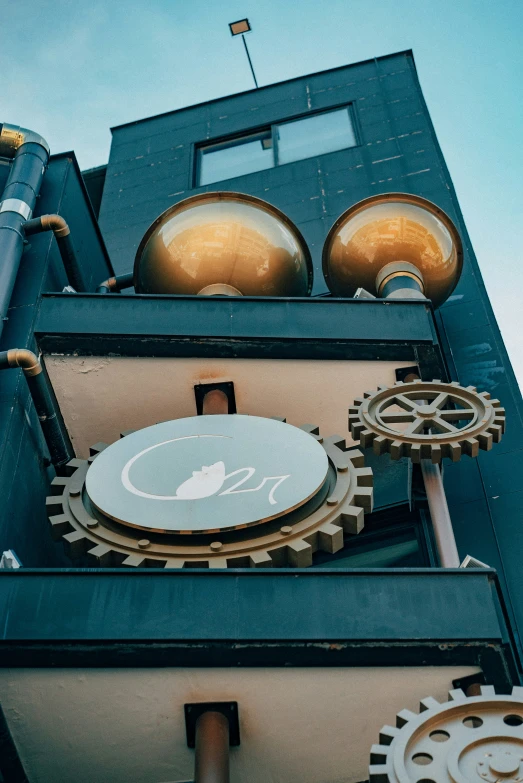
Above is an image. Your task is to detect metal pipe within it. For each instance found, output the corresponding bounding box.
[0,349,74,467]
[194,711,230,783]
[24,214,85,292]
[420,459,460,567]
[0,124,49,340]
[96,271,134,293]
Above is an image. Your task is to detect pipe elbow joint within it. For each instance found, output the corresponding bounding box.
[41,214,69,238]
[0,123,50,158]
[4,348,41,377]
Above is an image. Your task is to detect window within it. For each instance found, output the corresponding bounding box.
[276,108,357,165]
[197,106,357,186]
[199,131,273,187]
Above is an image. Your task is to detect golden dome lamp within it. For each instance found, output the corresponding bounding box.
[131,191,313,297]
[322,193,463,307]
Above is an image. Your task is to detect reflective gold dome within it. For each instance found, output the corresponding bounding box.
[134,192,313,297]
[322,193,463,308]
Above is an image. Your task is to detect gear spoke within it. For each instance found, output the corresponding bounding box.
[438,407,475,421]
[430,416,459,434]
[404,418,425,435]
[431,392,450,409]
[380,411,416,424]
[393,394,419,412]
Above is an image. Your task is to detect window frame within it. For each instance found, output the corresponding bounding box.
[194,103,359,187]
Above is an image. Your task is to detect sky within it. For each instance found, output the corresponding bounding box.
[1,0,522,388]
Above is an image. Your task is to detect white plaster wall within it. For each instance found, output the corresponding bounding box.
[44,356,412,457]
[0,665,478,783]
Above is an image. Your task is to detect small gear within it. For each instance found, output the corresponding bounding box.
[349,379,505,463]
[46,422,373,569]
[369,684,523,783]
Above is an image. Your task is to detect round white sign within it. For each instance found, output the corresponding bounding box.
[85,415,329,534]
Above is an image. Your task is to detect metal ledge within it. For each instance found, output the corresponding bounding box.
[0,568,516,687]
[36,294,445,375]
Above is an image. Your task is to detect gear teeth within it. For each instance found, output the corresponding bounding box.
[379,725,399,745]
[355,467,373,487]
[373,435,389,455]
[354,486,373,512]
[396,708,417,727]
[63,530,89,559]
[420,696,440,712]
[448,688,467,702]
[448,442,462,462]
[363,390,375,399]
[121,554,148,567]
[368,764,389,783]
[87,543,114,566]
[323,434,346,450]
[488,423,503,442]
[338,505,364,535]
[389,440,404,460]
[299,423,320,437]
[360,429,376,449]
[349,419,366,440]
[318,522,344,553]
[431,379,442,383]
[120,429,136,438]
[48,513,71,541]
[286,539,313,568]
[480,685,496,697]
[511,685,523,699]
[430,444,442,463]
[353,397,365,406]
[463,437,479,458]
[466,385,477,393]
[480,390,491,400]
[477,431,493,451]
[370,745,389,764]
[490,398,502,408]
[347,448,365,468]
[249,551,273,568]
[394,380,405,386]
[410,444,421,463]
[271,417,287,423]
[89,442,109,456]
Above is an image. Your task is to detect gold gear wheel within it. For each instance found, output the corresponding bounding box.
[46,422,373,569]
[369,685,523,783]
[349,379,505,463]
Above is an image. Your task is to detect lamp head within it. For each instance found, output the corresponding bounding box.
[134,192,313,297]
[322,193,463,307]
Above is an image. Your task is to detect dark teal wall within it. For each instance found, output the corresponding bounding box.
[97,50,523,651]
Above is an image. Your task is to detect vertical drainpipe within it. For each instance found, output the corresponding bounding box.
[0,123,50,340]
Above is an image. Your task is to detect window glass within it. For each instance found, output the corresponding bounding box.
[311,505,430,569]
[276,108,357,165]
[199,133,273,186]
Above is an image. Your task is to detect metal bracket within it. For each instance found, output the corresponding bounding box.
[184,702,240,747]
[194,381,236,415]
[452,671,486,693]
[395,365,420,383]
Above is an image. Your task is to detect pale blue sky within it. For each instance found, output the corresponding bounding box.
[2,0,522,386]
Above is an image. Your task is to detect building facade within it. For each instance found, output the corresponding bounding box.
[0,49,522,782]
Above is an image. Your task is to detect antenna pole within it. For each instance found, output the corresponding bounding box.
[241,34,259,89]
